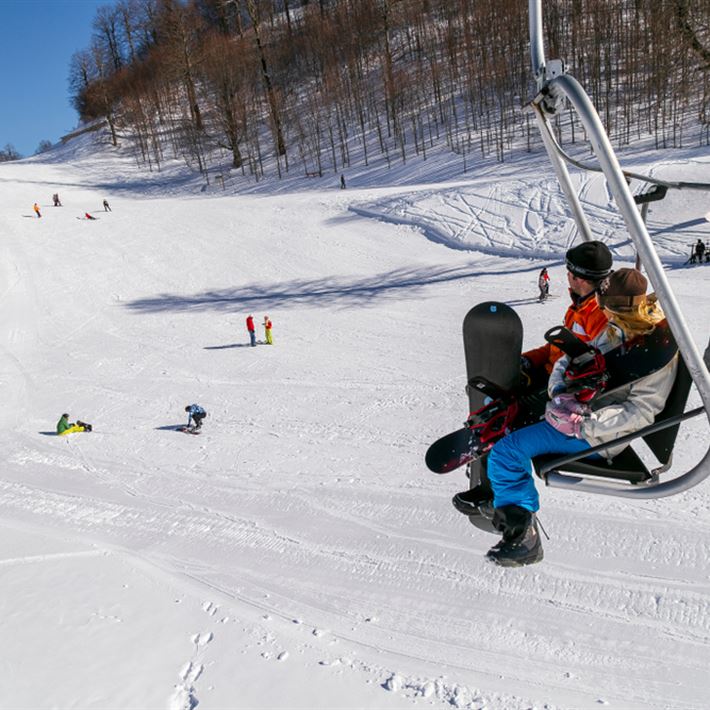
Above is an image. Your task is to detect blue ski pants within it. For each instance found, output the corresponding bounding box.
[487,420,593,512]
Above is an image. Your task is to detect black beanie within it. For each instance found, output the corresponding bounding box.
[565,240,613,281]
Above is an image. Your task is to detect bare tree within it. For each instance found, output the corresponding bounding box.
[35,140,54,154]
[0,144,22,161]
[243,0,287,156]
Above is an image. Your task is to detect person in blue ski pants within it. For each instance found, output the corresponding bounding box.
[486,422,592,511]
[481,268,678,568]
[185,404,206,430]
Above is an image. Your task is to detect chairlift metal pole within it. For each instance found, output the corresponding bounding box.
[528,0,710,498]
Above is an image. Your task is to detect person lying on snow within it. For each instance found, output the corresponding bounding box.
[461,268,678,568]
[56,413,92,435]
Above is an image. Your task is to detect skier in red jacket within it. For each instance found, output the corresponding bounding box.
[246,314,256,347]
[537,267,550,302]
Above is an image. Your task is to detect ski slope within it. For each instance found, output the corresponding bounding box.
[1,137,710,709]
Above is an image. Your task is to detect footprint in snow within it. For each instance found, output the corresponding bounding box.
[169,685,198,710]
[191,631,213,647]
[202,601,218,616]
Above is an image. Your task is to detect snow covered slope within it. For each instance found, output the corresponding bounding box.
[1,137,709,709]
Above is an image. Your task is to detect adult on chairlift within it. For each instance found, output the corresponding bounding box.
[521,241,612,390]
[459,268,678,567]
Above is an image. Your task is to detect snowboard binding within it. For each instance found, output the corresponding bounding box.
[562,349,609,402]
[465,396,519,458]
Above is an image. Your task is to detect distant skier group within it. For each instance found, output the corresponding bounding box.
[246,314,273,346]
[56,314,274,435]
[689,238,710,264]
[451,240,679,567]
[32,193,111,220]
[57,403,208,436]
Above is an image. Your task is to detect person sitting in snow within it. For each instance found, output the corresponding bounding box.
[56,413,92,435]
[85,212,97,220]
[458,269,678,567]
[185,404,207,430]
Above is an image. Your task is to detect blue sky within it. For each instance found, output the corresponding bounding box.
[0,0,105,157]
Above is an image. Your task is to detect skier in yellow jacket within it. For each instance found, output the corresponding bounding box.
[263,316,273,345]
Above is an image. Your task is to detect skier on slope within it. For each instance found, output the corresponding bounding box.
[246,314,256,347]
[33,203,42,218]
[184,404,207,430]
[537,267,550,302]
[464,269,678,567]
[263,315,273,345]
[521,241,612,389]
[695,239,706,264]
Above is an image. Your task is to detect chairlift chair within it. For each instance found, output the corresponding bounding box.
[523,0,710,498]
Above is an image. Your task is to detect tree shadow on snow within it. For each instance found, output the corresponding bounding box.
[203,343,253,350]
[651,217,708,238]
[124,263,547,314]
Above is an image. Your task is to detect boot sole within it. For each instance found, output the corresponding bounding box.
[486,550,544,567]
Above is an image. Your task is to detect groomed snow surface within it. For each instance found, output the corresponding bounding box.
[1,135,710,710]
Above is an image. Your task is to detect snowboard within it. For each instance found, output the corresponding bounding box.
[425,302,523,475]
[178,426,201,435]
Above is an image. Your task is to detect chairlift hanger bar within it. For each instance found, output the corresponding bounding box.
[527,101,710,192]
[527,0,710,499]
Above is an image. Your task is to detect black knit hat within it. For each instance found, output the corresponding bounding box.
[565,240,613,281]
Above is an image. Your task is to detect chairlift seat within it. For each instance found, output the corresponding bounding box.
[533,356,692,485]
[533,447,651,484]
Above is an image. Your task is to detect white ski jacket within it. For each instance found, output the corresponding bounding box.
[548,323,678,458]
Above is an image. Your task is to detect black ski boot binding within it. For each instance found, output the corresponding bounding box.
[452,485,493,519]
[486,504,543,567]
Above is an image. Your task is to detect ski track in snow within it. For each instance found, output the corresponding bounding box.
[1,139,709,709]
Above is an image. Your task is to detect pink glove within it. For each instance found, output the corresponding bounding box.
[545,394,589,437]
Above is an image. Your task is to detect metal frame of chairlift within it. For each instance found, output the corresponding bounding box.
[526,0,710,498]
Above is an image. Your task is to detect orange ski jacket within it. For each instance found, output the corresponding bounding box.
[523,291,608,375]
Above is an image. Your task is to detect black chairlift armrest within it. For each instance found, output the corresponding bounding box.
[632,185,668,205]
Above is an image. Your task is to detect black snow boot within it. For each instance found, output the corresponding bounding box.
[486,504,543,567]
[452,485,493,519]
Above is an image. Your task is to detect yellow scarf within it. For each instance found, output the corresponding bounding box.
[603,293,665,337]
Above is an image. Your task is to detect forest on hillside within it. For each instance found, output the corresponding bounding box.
[70,0,710,180]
